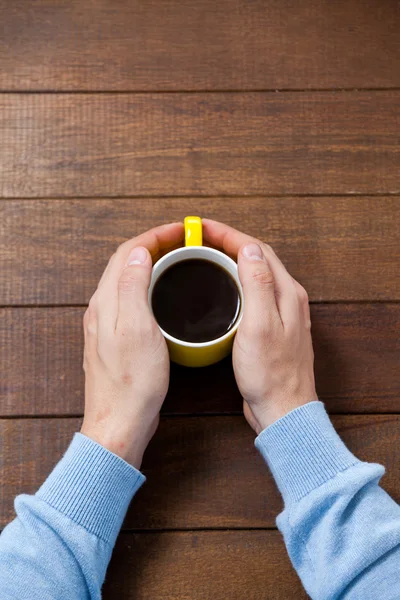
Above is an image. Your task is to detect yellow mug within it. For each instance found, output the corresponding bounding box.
[149,216,244,367]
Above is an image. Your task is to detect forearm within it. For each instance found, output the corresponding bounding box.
[256,401,400,600]
[0,433,144,600]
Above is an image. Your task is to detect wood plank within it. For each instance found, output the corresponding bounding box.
[0,0,399,92]
[104,531,306,599]
[0,93,399,198]
[1,415,399,530]
[1,198,399,304]
[1,305,399,417]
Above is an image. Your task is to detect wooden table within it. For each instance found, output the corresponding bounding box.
[0,1,399,598]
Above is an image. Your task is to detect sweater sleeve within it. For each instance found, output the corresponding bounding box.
[0,432,145,600]
[255,401,400,600]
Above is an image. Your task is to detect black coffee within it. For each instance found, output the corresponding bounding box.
[151,259,240,343]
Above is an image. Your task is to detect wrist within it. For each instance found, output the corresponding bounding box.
[80,427,144,468]
[80,417,157,469]
[252,397,315,432]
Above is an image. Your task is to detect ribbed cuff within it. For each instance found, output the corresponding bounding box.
[255,401,360,505]
[37,433,145,544]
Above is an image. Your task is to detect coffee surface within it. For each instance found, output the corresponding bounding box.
[151,259,240,343]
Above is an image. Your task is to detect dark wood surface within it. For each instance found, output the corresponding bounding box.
[0,0,399,91]
[0,93,399,198]
[1,198,399,304]
[104,531,307,599]
[0,1,399,598]
[1,305,399,417]
[1,415,399,529]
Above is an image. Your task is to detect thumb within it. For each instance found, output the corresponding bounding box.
[237,243,280,330]
[117,246,152,328]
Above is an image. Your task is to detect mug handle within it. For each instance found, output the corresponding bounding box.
[184,216,203,246]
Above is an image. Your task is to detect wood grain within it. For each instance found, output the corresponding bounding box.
[0,0,399,92]
[1,305,399,417]
[0,93,399,198]
[1,415,399,529]
[104,531,306,599]
[1,198,400,304]
[1,1,398,594]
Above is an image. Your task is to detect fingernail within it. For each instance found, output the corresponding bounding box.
[242,243,264,261]
[128,246,147,265]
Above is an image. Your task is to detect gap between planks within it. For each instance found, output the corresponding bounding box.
[2,409,400,420]
[2,300,400,309]
[1,192,400,201]
[1,88,400,95]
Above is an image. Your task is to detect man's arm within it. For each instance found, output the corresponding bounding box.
[256,402,400,599]
[0,223,184,599]
[0,434,144,599]
[203,219,400,600]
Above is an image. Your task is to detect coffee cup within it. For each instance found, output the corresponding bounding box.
[149,216,243,367]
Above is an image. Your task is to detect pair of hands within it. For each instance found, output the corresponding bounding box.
[81,219,317,468]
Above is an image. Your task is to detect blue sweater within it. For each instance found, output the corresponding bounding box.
[1,401,399,599]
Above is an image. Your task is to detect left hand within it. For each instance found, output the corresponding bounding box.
[81,222,184,468]
[203,219,317,434]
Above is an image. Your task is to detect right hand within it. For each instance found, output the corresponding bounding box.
[203,219,317,434]
[81,222,184,468]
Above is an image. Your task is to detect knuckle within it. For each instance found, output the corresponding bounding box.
[118,277,133,294]
[298,285,309,304]
[88,293,98,311]
[251,268,274,290]
[263,242,273,254]
[118,268,140,293]
[85,300,98,335]
[116,238,130,255]
[87,321,97,336]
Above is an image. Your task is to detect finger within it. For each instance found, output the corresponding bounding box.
[83,308,89,345]
[238,242,282,330]
[117,222,185,266]
[83,300,98,368]
[202,218,254,260]
[203,219,280,266]
[293,279,311,327]
[97,222,184,335]
[116,246,153,333]
[204,219,298,326]
[97,253,116,290]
